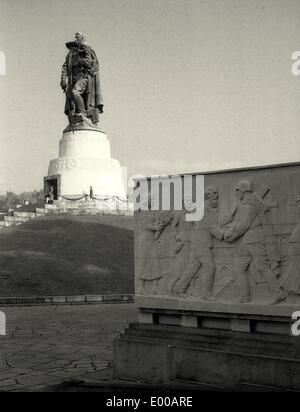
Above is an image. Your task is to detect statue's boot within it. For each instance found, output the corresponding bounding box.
[73,113,85,124]
[270,290,288,306]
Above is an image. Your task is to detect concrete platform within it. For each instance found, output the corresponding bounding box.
[114,321,300,390]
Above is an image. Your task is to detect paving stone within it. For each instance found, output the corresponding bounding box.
[0,378,17,387]
[17,374,63,388]
[0,303,137,391]
[4,384,28,391]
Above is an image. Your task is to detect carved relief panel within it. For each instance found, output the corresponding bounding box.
[135,165,300,306]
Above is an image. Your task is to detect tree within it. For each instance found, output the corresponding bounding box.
[0,191,19,211]
[0,189,44,211]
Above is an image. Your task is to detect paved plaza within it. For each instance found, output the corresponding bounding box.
[0,303,137,391]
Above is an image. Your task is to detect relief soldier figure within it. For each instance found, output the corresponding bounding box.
[282,195,300,295]
[156,197,195,295]
[60,33,104,127]
[168,197,194,293]
[224,180,286,305]
[172,186,225,300]
[136,198,176,295]
[154,211,183,294]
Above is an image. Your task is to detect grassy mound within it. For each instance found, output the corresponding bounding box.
[0,215,134,297]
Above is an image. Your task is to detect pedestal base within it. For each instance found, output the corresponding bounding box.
[45,128,126,199]
[114,316,300,390]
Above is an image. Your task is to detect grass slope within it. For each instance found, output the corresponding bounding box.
[0,215,134,297]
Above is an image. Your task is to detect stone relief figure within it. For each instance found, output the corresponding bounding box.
[282,195,300,295]
[224,180,286,305]
[172,186,225,300]
[154,211,183,294]
[60,32,104,128]
[136,200,176,295]
[162,197,194,295]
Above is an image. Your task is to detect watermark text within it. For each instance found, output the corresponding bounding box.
[291,51,300,76]
[0,311,6,336]
[0,50,6,76]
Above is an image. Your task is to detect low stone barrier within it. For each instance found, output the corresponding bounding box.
[0,294,135,306]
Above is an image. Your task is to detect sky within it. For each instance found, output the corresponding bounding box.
[0,0,300,193]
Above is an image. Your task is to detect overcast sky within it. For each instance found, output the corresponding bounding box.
[0,0,300,192]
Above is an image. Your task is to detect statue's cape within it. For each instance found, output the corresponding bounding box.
[87,48,103,109]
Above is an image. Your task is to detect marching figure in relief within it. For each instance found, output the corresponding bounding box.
[282,195,300,295]
[136,196,176,295]
[168,196,194,294]
[224,180,286,305]
[154,210,184,294]
[172,186,225,300]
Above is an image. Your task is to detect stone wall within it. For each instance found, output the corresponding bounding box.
[114,163,300,390]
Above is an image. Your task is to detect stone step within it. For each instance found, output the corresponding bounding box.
[66,202,97,207]
[0,221,17,227]
[4,216,29,223]
[36,207,62,215]
[14,211,37,219]
[53,200,65,207]
[46,208,63,215]
[65,206,99,210]
[44,204,58,210]
[36,208,46,214]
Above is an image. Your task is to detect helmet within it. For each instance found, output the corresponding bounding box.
[235,180,253,193]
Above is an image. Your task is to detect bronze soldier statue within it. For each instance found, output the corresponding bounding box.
[60,33,104,127]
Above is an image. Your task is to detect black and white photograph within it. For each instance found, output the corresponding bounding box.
[0,0,300,397]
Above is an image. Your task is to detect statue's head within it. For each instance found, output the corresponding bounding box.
[75,32,87,45]
[235,180,253,201]
[204,185,218,208]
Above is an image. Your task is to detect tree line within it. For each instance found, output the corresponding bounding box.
[0,190,44,211]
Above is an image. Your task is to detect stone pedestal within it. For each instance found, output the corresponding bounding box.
[114,162,300,390]
[114,320,300,390]
[45,128,125,199]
